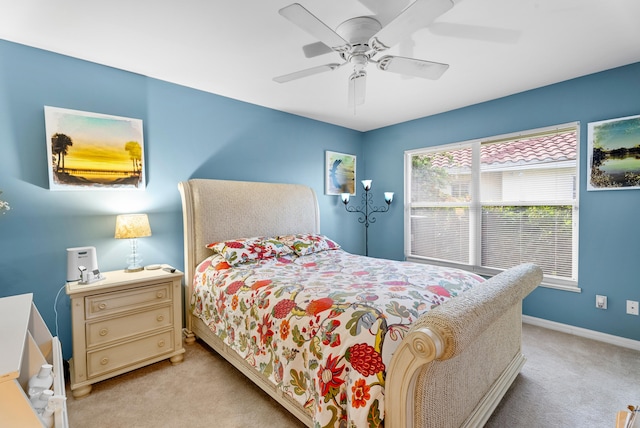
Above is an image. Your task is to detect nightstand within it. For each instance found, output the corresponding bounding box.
[66,268,185,398]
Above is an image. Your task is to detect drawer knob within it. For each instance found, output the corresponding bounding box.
[100,357,109,366]
[98,303,107,310]
[158,340,165,348]
[156,315,164,322]
[156,291,164,298]
[99,328,109,337]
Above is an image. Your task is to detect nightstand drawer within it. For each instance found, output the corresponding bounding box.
[87,330,174,378]
[86,305,173,347]
[85,283,171,319]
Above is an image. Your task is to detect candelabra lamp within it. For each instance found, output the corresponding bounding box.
[114,213,152,272]
[341,180,393,256]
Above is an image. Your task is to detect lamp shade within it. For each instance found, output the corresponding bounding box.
[114,214,152,239]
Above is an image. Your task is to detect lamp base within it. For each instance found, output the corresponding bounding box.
[124,238,144,273]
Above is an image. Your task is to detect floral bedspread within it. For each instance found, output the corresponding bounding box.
[191,248,485,427]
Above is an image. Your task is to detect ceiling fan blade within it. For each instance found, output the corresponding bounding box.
[273,63,342,83]
[358,0,411,23]
[302,41,334,58]
[279,3,350,53]
[348,71,367,108]
[369,0,454,51]
[429,22,521,44]
[377,55,448,80]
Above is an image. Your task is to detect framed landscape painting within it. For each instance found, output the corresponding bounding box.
[325,151,356,195]
[587,114,640,191]
[44,106,145,191]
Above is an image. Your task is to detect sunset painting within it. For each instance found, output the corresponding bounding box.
[44,106,145,190]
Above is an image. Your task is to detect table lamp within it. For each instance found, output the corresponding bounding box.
[114,213,152,272]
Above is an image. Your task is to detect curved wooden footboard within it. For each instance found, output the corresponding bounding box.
[385,327,446,428]
[385,263,543,428]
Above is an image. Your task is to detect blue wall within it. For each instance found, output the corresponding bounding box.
[0,40,364,358]
[1,38,638,361]
[364,62,640,341]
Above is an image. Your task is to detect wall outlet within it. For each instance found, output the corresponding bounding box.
[627,300,639,316]
[596,295,607,309]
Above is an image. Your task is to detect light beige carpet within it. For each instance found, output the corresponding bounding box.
[66,323,640,427]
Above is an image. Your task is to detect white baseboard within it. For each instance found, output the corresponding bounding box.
[523,315,640,352]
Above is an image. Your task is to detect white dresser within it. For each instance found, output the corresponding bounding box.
[66,268,185,398]
[0,293,69,427]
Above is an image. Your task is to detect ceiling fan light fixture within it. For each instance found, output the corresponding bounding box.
[348,70,367,108]
[349,53,369,69]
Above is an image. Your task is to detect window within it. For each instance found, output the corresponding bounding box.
[405,123,579,289]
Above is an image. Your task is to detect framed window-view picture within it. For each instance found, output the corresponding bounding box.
[325,151,356,195]
[587,114,640,191]
[44,106,145,191]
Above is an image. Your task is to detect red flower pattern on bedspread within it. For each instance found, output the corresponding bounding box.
[352,378,371,409]
[318,353,345,397]
[348,343,385,377]
[192,248,484,427]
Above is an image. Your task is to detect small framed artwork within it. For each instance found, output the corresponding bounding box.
[587,114,640,191]
[325,150,356,195]
[44,106,145,191]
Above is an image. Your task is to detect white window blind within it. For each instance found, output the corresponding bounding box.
[406,123,579,287]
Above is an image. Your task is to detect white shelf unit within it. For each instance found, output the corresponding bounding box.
[0,293,68,427]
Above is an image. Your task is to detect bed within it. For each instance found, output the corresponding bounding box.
[178,178,542,428]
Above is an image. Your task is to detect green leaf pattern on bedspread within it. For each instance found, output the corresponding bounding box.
[191,249,484,427]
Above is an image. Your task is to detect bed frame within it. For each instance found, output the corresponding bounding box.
[178,178,542,428]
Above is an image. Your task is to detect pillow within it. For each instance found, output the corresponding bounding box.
[278,233,340,256]
[206,236,292,265]
[196,253,232,273]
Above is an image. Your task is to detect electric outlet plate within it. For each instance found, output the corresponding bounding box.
[596,295,607,309]
[627,300,639,316]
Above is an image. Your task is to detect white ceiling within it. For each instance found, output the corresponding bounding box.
[1,0,639,132]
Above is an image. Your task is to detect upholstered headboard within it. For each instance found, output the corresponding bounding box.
[178,179,320,287]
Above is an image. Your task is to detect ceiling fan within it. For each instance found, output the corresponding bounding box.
[273,0,454,108]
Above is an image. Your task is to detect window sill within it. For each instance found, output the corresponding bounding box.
[538,281,581,293]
